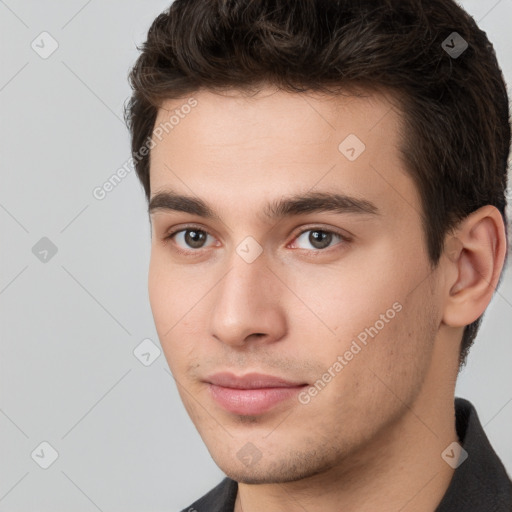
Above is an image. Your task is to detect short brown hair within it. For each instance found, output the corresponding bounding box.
[124,0,511,368]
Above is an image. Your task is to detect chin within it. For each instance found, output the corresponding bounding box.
[216,451,340,485]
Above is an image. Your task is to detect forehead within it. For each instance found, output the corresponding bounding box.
[149,87,419,222]
[152,87,401,150]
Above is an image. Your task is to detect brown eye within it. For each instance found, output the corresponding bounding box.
[183,229,208,248]
[308,230,333,249]
[293,229,346,251]
[166,228,215,251]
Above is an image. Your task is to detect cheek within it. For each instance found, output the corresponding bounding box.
[148,254,169,328]
[346,276,438,396]
[287,247,433,385]
[298,290,436,445]
[148,251,196,329]
[148,254,184,357]
[286,256,404,344]
[148,252,208,373]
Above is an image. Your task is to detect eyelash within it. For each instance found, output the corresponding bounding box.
[162,224,350,256]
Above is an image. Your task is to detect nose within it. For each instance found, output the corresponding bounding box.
[208,251,287,348]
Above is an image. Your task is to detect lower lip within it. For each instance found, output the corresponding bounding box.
[207,384,307,415]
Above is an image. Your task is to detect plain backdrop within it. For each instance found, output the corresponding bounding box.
[0,1,511,511]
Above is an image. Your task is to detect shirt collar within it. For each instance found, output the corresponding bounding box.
[435,397,512,511]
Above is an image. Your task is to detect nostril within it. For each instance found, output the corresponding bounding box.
[246,333,266,341]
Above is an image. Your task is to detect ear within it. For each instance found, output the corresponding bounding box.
[442,205,507,328]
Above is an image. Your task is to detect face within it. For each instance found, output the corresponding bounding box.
[148,87,443,484]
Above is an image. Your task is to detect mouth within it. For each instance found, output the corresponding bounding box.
[204,372,309,415]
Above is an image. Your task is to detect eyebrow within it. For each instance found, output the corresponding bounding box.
[148,190,380,221]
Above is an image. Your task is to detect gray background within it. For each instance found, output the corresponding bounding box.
[0,1,511,511]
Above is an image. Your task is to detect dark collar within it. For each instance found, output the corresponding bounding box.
[182,397,512,512]
[435,397,512,511]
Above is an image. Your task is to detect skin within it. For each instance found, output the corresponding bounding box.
[147,87,507,511]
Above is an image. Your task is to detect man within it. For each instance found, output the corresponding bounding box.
[124,0,512,510]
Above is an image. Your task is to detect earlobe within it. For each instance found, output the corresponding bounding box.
[442,206,507,328]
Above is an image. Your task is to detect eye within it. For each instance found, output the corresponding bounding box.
[165,227,217,252]
[290,228,348,251]
[163,225,349,255]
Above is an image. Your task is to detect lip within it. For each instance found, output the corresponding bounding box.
[205,372,308,415]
